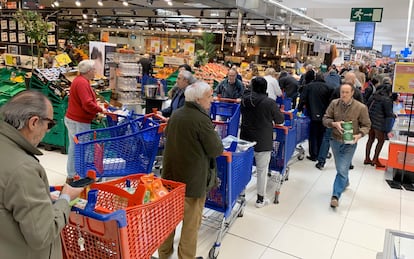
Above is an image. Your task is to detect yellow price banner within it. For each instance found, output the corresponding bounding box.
[54,53,72,66]
[155,56,164,67]
[393,62,414,93]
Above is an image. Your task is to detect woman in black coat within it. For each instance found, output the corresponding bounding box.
[364,85,395,167]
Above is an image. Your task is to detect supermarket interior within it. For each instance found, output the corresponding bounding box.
[1,0,414,258]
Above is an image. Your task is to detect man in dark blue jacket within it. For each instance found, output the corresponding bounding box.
[214,68,244,99]
[240,77,284,208]
[160,70,196,117]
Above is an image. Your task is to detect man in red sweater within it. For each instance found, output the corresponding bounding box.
[64,59,105,183]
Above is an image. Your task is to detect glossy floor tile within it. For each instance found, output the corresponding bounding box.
[38,136,414,259]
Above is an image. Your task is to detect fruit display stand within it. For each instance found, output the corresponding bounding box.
[0,67,27,107]
[29,68,108,153]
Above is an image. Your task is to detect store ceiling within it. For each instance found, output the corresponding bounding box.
[38,0,413,53]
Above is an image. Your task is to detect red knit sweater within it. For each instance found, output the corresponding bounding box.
[65,75,103,123]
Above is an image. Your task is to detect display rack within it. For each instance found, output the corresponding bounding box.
[388,112,414,190]
[112,52,144,113]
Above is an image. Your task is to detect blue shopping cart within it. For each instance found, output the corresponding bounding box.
[74,116,164,178]
[204,144,254,259]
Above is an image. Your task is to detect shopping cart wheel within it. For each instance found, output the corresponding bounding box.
[274,192,280,204]
[298,153,305,160]
[284,167,290,181]
[238,209,244,217]
[209,246,219,259]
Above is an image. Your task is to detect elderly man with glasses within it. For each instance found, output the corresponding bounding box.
[0,90,84,259]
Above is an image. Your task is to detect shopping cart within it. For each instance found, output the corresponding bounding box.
[105,111,143,127]
[276,92,292,111]
[294,115,310,160]
[210,98,241,139]
[269,125,297,204]
[74,116,165,178]
[204,145,254,259]
[52,174,185,259]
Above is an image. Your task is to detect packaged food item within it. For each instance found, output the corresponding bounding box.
[140,173,169,203]
[342,121,354,144]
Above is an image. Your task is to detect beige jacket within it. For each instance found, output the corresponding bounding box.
[0,121,70,259]
[323,98,371,142]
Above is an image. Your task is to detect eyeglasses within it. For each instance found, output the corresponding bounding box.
[41,117,57,130]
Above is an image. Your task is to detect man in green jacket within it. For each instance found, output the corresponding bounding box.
[0,90,84,259]
[158,81,224,259]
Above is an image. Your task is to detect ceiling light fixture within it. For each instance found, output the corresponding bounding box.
[53,1,59,7]
[97,0,103,6]
[267,0,351,39]
[75,0,81,7]
[122,1,128,6]
[147,0,153,5]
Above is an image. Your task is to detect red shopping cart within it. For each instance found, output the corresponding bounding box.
[53,174,185,259]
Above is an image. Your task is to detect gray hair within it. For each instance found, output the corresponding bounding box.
[78,60,95,74]
[185,81,212,102]
[382,76,391,85]
[180,70,197,84]
[0,90,50,130]
[265,67,276,76]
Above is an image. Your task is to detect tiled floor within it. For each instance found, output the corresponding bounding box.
[39,137,414,259]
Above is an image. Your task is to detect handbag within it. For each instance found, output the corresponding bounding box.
[385,117,395,133]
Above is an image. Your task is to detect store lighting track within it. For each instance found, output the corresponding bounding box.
[266,0,352,40]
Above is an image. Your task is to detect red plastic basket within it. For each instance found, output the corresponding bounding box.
[60,174,185,259]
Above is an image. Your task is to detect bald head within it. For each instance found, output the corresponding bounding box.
[344,72,357,86]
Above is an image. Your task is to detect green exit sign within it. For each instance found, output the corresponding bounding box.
[350,8,383,22]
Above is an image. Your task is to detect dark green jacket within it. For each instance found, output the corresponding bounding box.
[0,120,70,259]
[162,102,223,198]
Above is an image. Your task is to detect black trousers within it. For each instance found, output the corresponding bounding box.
[308,120,326,159]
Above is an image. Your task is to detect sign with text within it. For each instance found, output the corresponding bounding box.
[350,8,383,22]
[393,62,414,93]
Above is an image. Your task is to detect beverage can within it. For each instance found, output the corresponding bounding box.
[342,121,354,144]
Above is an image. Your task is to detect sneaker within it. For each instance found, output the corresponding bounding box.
[255,198,270,208]
[315,162,324,170]
[330,196,339,208]
[327,152,332,159]
[306,156,317,161]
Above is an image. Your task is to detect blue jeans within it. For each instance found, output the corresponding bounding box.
[317,128,332,164]
[64,117,90,178]
[330,139,357,199]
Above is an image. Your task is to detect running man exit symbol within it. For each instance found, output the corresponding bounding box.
[350,8,383,22]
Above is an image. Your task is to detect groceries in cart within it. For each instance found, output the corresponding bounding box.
[222,135,256,152]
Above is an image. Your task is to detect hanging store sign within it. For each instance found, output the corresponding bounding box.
[350,8,383,22]
[393,62,414,93]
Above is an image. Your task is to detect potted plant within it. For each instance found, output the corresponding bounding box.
[13,10,51,70]
[195,32,217,66]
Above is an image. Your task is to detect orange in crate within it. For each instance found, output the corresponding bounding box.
[60,174,185,259]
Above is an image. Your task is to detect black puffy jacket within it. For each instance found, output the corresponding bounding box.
[240,90,284,152]
[366,93,394,133]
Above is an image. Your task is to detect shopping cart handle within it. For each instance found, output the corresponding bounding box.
[144,112,168,123]
[213,97,241,103]
[71,189,128,228]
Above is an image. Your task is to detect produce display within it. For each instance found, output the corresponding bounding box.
[194,63,228,86]
[154,67,175,79]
